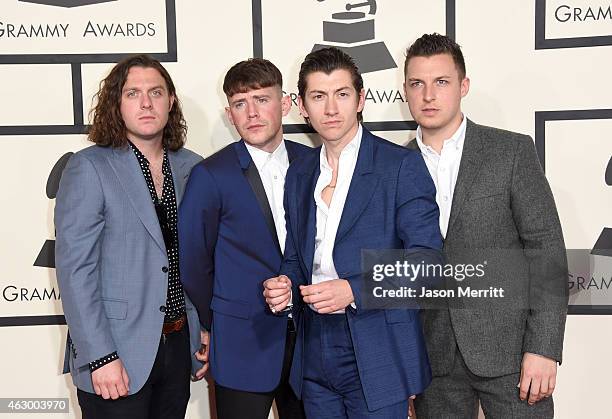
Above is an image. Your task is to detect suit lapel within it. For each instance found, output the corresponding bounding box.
[296,154,319,281]
[168,150,189,204]
[447,120,486,234]
[234,141,282,255]
[335,130,379,245]
[108,146,166,252]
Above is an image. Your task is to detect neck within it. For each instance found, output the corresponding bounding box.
[130,136,164,161]
[322,122,359,164]
[255,135,283,154]
[421,114,463,154]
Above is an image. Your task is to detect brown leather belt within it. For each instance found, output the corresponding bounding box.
[162,314,186,335]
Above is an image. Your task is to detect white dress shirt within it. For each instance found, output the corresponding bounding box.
[416,116,467,238]
[415,116,467,238]
[244,140,289,251]
[311,125,363,313]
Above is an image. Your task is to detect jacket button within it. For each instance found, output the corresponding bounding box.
[159,306,166,313]
[161,266,168,273]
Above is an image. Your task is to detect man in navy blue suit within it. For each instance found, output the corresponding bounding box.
[179,59,309,419]
[263,47,443,418]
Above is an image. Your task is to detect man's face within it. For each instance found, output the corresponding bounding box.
[225,85,290,152]
[298,69,365,145]
[120,66,174,144]
[404,53,469,136]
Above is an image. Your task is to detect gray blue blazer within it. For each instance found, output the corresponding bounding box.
[55,144,203,394]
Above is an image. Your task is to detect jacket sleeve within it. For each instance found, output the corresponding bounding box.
[511,136,568,363]
[178,163,221,331]
[55,153,118,368]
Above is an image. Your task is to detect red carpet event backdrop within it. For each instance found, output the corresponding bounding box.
[0,0,610,417]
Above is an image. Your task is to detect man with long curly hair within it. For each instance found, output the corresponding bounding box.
[55,54,205,419]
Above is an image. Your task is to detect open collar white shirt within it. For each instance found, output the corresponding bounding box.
[415,115,467,238]
[244,140,289,251]
[311,125,363,313]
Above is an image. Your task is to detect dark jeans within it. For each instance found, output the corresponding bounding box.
[215,320,305,419]
[77,326,191,419]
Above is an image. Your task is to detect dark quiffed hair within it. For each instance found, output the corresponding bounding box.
[223,58,283,97]
[88,54,187,151]
[404,33,466,80]
[297,47,364,123]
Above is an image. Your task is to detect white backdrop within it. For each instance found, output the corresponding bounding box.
[1,1,611,418]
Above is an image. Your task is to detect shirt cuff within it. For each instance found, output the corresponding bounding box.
[89,351,119,372]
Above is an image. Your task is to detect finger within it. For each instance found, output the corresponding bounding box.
[195,351,207,362]
[100,384,111,400]
[528,377,541,404]
[121,367,130,393]
[108,384,120,400]
[264,288,291,299]
[547,375,556,397]
[195,364,208,380]
[300,285,322,296]
[201,332,210,345]
[116,379,128,397]
[93,384,102,396]
[303,291,330,304]
[265,280,290,290]
[278,275,291,285]
[266,294,290,306]
[316,305,339,314]
[518,368,529,400]
[539,375,549,398]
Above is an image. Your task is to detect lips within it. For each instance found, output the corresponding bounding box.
[139,116,156,121]
[421,108,439,116]
[323,120,342,126]
[247,124,266,130]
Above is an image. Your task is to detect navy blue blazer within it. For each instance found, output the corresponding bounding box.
[178,139,311,392]
[281,129,443,411]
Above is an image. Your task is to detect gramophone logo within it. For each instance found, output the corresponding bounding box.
[19,0,116,6]
[34,152,73,268]
[591,156,612,257]
[313,0,396,73]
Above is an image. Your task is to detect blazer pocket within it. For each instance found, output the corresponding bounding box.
[384,309,415,324]
[210,295,251,319]
[102,298,128,320]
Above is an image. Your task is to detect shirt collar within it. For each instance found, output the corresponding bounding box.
[320,124,363,171]
[416,114,467,155]
[244,139,288,172]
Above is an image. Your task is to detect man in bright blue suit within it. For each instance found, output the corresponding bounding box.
[263,48,443,418]
[179,59,309,419]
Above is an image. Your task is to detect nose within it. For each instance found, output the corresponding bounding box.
[246,101,259,119]
[140,93,152,109]
[423,84,435,102]
[324,96,338,116]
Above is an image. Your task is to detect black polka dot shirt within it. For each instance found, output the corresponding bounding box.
[89,142,186,373]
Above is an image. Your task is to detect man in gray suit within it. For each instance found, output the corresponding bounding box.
[55,54,205,419]
[403,34,568,418]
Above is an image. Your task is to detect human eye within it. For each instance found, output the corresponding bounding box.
[436,79,449,86]
[409,81,423,88]
[125,90,137,98]
[150,89,164,97]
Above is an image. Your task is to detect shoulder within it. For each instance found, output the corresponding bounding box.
[467,120,532,149]
[173,146,203,167]
[285,139,313,155]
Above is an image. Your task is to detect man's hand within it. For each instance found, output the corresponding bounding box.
[519,352,557,405]
[300,279,354,314]
[91,358,129,400]
[263,275,292,313]
[193,330,210,381]
[408,395,416,417]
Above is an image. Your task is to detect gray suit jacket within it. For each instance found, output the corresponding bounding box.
[408,119,568,378]
[55,144,203,394]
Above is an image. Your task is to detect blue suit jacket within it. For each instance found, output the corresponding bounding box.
[281,129,443,411]
[179,139,311,392]
[55,145,204,394]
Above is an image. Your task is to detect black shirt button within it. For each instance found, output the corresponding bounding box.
[159,306,166,313]
[162,266,168,273]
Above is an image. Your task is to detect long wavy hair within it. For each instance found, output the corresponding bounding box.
[88,54,187,151]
